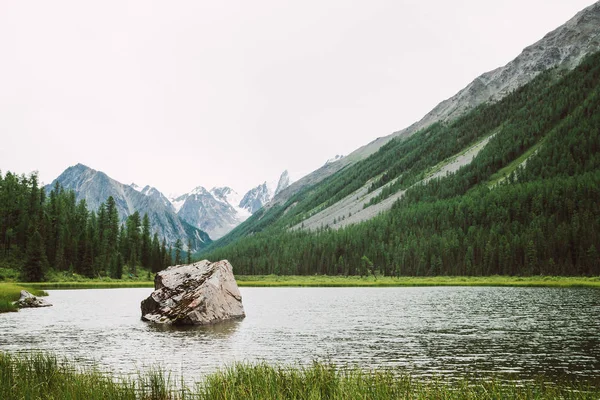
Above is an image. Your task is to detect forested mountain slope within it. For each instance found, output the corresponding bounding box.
[201,49,600,276]
[268,1,600,208]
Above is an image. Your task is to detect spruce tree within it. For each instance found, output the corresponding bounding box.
[141,214,151,269]
[81,240,94,278]
[160,239,168,269]
[126,211,141,275]
[22,230,47,282]
[174,239,183,265]
[187,238,192,264]
[165,244,173,267]
[106,196,120,254]
[150,233,161,272]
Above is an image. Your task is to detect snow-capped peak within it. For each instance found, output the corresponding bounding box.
[141,185,156,196]
[130,183,162,199]
[239,182,272,214]
[170,194,187,213]
[190,186,209,196]
[210,187,243,208]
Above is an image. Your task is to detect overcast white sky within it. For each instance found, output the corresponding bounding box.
[0,0,596,196]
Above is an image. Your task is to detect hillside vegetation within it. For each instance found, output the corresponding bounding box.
[202,51,600,277]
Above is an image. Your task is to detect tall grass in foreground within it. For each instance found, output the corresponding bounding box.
[1,352,599,400]
[0,283,47,313]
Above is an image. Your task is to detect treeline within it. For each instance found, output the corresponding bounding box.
[203,50,600,276]
[0,178,186,281]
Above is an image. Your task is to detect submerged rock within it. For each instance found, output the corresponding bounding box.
[15,290,52,308]
[141,260,245,325]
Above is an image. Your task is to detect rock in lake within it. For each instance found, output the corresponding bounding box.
[141,260,245,325]
[15,290,52,308]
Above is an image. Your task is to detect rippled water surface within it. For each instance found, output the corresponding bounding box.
[1,287,599,382]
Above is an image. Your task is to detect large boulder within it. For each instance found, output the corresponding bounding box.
[141,260,245,325]
[14,290,52,308]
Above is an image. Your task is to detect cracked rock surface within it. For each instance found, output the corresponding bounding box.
[141,260,245,325]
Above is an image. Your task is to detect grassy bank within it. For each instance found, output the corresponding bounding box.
[0,352,598,399]
[235,275,600,288]
[10,275,600,290]
[24,281,154,290]
[0,283,48,312]
[0,267,155,290]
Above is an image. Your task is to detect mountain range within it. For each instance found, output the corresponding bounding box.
[201,1,600,277]
[45,2,600,273]
[46,164,292,248]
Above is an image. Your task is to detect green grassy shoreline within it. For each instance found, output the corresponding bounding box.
[234,275,600,288]
[1,352,599,400]
[0,283,48,312]
[5,275,600,291]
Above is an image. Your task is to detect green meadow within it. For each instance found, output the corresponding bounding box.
[6,274,600,293]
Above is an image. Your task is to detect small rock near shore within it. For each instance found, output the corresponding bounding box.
[14,290,52,308]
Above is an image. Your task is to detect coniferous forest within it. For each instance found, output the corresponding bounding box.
[201,50,600,277]
[0,178,179,281]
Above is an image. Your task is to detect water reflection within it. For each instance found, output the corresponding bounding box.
[146,318,243,337]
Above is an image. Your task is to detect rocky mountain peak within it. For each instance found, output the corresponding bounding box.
[239,182,271,214]
[274,170,291,196]
[175,185,250,240]
[211,186,244,209]
[72,163,92,172]
[190,186,210,196]
[211,186,233,201]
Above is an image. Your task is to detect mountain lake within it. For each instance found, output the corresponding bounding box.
[1,286,599,384]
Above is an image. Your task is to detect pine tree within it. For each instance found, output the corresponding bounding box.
[117,252,124,279]
[141,214,151,269]
[151,233,161,273]
[165,244,173,267]
[186,238,192,264]
[126,211,141,275]
[174,239,183,265]
[526,240,537,275]
[22,230,47,282]
[81,240,94,278]
[160,239,168,269]
[109,254,119,279]
[106,196,120,254]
